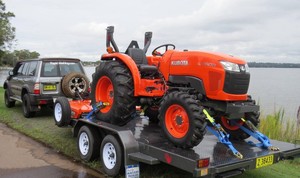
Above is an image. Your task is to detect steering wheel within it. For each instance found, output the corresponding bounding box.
[152,44,176,56]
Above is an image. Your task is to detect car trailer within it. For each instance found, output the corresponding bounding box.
[71,114,300,178]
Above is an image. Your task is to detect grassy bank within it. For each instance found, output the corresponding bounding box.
[0,87,299,177]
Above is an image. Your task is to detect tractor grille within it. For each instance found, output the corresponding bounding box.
[223,71,250,94]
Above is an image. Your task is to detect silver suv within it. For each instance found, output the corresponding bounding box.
[3,58,89,118]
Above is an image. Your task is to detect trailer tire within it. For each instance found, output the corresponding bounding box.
[91,61,137,125]
[158,91,207,148]
[100,135,123,177]
[4,90,15,108]
[54,97,71,127]
[77,126,101,161]
[22,93,36,118]
[62,72,89,98]
[219,111,260,140]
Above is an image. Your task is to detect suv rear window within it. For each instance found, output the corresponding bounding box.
[41,61,84,77]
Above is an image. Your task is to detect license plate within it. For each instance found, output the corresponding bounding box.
[256,155,274,168]
[43,84,57,91]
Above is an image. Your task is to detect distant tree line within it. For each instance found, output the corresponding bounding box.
[0,0,40,67]
[248,62,300,68]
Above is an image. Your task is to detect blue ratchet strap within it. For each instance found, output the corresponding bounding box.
[203,109,243,159]
[86,102,109,120]
[234,118,279,151]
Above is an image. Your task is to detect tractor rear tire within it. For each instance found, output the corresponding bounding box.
[158,91,207,148]
[219,112,260,140]
[90,61,137,125]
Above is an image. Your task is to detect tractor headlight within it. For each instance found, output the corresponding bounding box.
[220,61,240,72]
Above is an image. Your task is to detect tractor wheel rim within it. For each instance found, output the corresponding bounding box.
[103,142,116,169]
[221,117,244,131]
[96,76,113,113]
[54,103,62,122]
[165,104,189,138]
[79,132,89,156]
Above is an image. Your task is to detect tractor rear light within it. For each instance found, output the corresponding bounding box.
[33,83,40,94]
[197,158,210,168]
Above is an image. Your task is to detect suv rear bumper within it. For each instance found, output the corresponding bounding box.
[29,93,59,108]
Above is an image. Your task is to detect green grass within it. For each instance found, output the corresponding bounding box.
[0,87,299,177]
[259,109,300,142]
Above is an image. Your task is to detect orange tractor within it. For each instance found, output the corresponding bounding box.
[87,26,259,148]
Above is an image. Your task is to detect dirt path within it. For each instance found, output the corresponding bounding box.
[0,123,104,178]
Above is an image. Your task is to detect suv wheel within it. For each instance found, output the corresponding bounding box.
[61,72,89,98]
[22,93,36,118]
[4,90,15,108]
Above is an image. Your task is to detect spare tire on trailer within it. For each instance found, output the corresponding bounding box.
[61,72,89,98]
[90,60,137,125]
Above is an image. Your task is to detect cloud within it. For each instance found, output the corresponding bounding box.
[5,0,300,62]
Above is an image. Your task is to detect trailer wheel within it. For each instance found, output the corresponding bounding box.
[4,90,15,108]
[219,112,260,140]
[91,61,137,125]
[158,92,207,148]
[62,72,89,98]
[100,135,123,177]
[54,97,71,127]
[22,93,36,118]
[77,126,101,161]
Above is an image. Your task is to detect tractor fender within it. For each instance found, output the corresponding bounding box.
[168,75,206,95]
[101,53,141,96]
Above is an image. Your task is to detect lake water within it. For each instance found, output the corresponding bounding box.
[1,67,299,119]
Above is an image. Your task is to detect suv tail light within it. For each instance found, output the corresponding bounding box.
[33,83,40,94]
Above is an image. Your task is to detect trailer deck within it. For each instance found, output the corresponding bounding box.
[73,116,300,178]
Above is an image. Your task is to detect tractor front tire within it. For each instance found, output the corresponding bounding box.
[158,92,207,148]
[90,61,137,125]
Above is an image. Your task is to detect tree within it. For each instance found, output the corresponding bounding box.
[14,49,40,60]
[0,0,15,51]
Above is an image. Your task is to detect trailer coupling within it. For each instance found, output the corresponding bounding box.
[235,118,280,151]
[203,109,243,159]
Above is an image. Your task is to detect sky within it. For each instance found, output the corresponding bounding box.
[4,0,300,63]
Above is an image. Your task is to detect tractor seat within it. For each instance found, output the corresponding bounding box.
[127,48,158,75]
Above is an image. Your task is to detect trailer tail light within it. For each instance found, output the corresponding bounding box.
[33,83,40,94]
[197,158,210,168]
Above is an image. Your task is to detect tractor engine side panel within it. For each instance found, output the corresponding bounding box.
[161,51,248,101]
